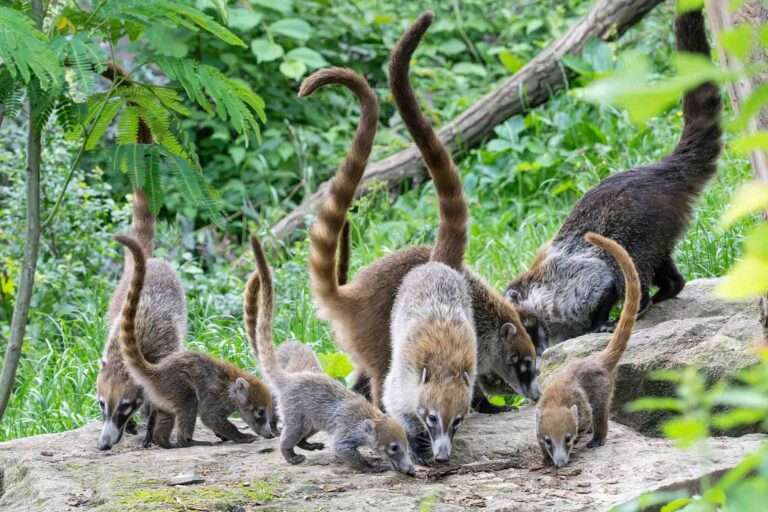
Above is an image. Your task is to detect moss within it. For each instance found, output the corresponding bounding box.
[113,480,275,511]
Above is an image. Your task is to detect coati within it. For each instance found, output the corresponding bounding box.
[115,234,274,447]
[505,9,721,348]
[536,232,640,468]
[96,189,186,450]
[308,11,538,416]
[248,232,414,475]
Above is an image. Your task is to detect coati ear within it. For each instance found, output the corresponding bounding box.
[421,368,428,384]
[500,322,517,340]
[462,371,472,387]
[233,377,250,404]
[505,288,521,303]
[570,404,578,423]
[362,418,375,436]
[534,407,541,430]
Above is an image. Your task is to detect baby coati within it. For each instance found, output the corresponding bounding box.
[96,190,186,450]
[308,11,538,416]
[115,234,273,447]
[505,9,721,348]
[248,231,415,475]
[536,232,640,468]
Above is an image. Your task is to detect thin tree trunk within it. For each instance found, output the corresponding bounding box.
[0,0,45,422]
[271,0,664,241]
[706,0,768,339]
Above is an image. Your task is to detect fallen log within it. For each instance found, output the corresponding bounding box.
[271,0,664,241]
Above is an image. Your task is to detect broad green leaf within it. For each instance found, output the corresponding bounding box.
[85,99,123,150]
[251,38,284,62]
[660,498,693,512]
[712,408,765,430]
[438,38,466,56]
[270,18,312,41]
[733,132,768,154]
[745,224,768,259]
[285,47,328,69]
[626,397,684,412]
[251,0,292,14]
[582,38,613,73]
[716,256,768,298]
[720,181,768,227]
[488,395,506,406]
[229,146,246,166]
[452,62,487,78]
[279,59,307,80]
[720,25,754,62]
[677,0,704,12]
[499,50,525,74]
[662,417,708,447]
[228,8,262,31]
[731,83,768,133]
[373,13,393,25]
[318,352,353,380]
[715,389,768,409]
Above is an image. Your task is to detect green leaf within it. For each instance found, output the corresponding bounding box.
[715,389,768,409]
[279,59,307,80]
[660,498,692,512]
[452,62,487,78]
[720,182,768,227]
[438,38,466,56]
[626,397,685,413]
[270,18,312,41]
[251,38,284,62]
[720,25,754,62]
[116,106,140,145]
[285,47,328,69]
[676,0,704,13]
[228,8,263,31]
[499,50,525,74]
[712,408,765,430]
[251,0,292,14]
[717,256,768,299]
[662,417,708,447]
[0,6,63,89]
[733,132,768,154]
[488,395,506,406]
[318,352,353,380]
[373,13,393,26]
[85,99,123,150]
[745,224,768,259]
[731,83,768,133]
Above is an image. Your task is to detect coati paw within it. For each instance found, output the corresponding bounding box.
[286,453,306,465]
[125,420,138,435]
[586,438,605,448]
[299,441,325,451]
[233,434,257,444]
[595,321,616,333]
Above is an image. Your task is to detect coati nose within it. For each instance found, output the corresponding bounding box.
[96,440,112,451]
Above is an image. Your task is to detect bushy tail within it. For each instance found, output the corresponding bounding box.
[389,11,468,270]
[668,9,722,184]
[247,236,281,381]
[306,68,378,304]
[337,220,351,286]
[584,233,640,371]
[115,234,152,373]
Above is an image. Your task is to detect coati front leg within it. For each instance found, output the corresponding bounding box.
[587,402,609,448]
[280,415,311,465]
[351,372,372,402]
[651,256,685,304]
[142,407,156,448]
[152,410,175,449]
[298,433,324,451]
[200,405,256,444]
[174,397,199,448]
[334,438,375,471]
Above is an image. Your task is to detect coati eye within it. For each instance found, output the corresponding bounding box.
[565,433,573,444]
[426,413,438,426]
[98,399,105,411]
[255,408,265,419]
[389,442,399,454]
[118,401,134,413]
[452,417,463,428]
[544,436,552,447]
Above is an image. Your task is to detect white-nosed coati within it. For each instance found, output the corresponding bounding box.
[115,234,274,448]
[505,9,721,348]
[308,11,538,418]
[248,232,415,475]
[96,190,186,450]
[536,232,640,468]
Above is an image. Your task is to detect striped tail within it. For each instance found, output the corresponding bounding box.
[114,234,153,373]
[247,236,281,380]
[389,11,468,270]
[584,233,641,372]
[305,68,378,305]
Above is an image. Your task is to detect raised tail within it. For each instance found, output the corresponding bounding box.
[131,189,155,258]
[667,9,722,186]
[114,234,153,373]
[389,11,468,270]
[584,233,640,372]
[247,236,280,380]
[305,68,378,304]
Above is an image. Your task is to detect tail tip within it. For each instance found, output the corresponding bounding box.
[418,11,435,25]
[583,232,600,245]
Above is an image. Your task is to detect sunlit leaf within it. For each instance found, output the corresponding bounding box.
[715,389,768,409]
[251,38,284,63]
[720,25,754,62]
[662,417,708,447]
[745,224,768,259]
[676,0,704,13]
[279,59,306,80]
[720,182,768,228]
[285,47,328,69]
[717,256,768,299]
[228,8,262,32]
[660,497,692,512]
[318,352,353,380]
[452,62,487,78]
[499,50,525,74]
[439,38,466,56]
[627,397,684,413]
[733,132,768,154]
[712,408,765,430]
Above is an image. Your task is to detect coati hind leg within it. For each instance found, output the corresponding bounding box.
[298,433,324,451]
[587,401,610,448]
[152,410,175,449]
[651,256,685,304]
[142,407,156,448]
[174,396,199,448]
[351,372,372,402]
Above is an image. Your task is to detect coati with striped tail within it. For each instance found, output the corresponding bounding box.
[96,190,186,450]
[536,233,640,468]
[248,229,414,475]
[506,9,721,349]
[115,234,273,447]
[308,12,538,418]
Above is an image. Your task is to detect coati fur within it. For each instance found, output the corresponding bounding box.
[96,189,186,450]
[115,234,273,448]
[247,232,414,475]
[308,11,538,416]
[505,9,721,348]
[535,232,640,468]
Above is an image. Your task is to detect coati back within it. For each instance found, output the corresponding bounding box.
[116,234,273,448]
[96,190,186,450]
[505,9,721,347]
[247,233,414,475]
[308,11,537,412]
[535,233,641,468]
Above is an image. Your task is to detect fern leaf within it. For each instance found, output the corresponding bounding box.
[116,106,140,145]
[50,32,106,102]
[0,6,62,89]
[85,98,123,150]
[144,148,163,216]
[114,144,148,187]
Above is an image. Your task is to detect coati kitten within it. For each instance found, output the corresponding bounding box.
[505,9,721,348]
[96,190,186,450]
[116,235,273,448]
[308,11,538,415]
[248,232,414,475]
[536,233,640,468]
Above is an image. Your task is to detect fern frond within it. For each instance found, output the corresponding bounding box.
[50,32,106,102]
[116,106,140,145]
[144,148,163,216]
[54,96,83,138]
[0,69,24,120]
[85,97,124,150]
[0,6,62,89]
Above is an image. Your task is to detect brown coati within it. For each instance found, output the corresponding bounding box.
[505,9,721,348]
[536,232,640,468]
[96,189,186,450]
[115,234,273,447]
[308,11,538,416]
[248,233,415,475]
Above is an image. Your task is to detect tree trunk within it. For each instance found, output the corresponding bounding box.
[0,0,45,423]
[706,0,768,339]
[271,0,664,241]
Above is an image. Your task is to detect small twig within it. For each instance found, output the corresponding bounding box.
[421,457,526,481]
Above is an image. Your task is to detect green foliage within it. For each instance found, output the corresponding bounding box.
[0,6,62,89]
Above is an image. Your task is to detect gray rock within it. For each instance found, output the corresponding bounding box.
[0,410,763,511]
[541,278,763,435]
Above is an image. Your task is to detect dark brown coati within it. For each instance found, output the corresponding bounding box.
[116,235,274,448]
[536,233,640,468]
[248,233,414,475]
[505,9,721,348]
[96,189,186,450]
[308,11,538,416]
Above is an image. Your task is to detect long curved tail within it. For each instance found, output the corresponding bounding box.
[667,9,722,188]
[584,233,640,372]
[246,236,281,381]
[115,234,153,373]
[389,11,468,270]
[306,68,378,304]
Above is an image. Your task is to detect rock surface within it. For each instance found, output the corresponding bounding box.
[0,409,763,512]
[540,278,763,435]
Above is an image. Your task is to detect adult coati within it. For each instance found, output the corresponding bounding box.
[116,235,274,447]
[505,9,721,348]
[308,11,538,415]
[536,233,640,468]
[96,190,186,450]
